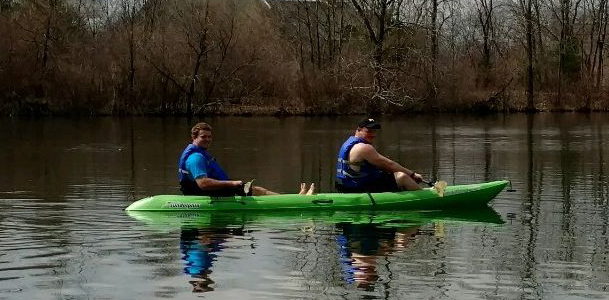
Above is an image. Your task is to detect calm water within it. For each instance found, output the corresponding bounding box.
[0,114,608,300]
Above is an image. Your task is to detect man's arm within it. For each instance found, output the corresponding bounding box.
[186,153,242,190]
[357,144,417,176]
[196,177,242,190]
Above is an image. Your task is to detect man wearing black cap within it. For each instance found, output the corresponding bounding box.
[335,117,425,193]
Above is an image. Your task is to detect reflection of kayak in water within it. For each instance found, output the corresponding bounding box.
[125,180,508,211]
[126,207,504,230]
[131,208,504,292]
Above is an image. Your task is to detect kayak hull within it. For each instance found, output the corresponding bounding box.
[125,180,508,211]
[127,208,504,230]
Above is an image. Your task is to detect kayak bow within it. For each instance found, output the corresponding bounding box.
[125,180,508,211]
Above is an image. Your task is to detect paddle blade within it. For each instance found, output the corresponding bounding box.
[433,180,448,197]
[244,179,255,195]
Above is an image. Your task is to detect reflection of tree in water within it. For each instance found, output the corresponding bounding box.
[180,227,244,293]
[287,224,345,290]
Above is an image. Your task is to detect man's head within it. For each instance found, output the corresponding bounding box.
[191,122,213,149]
[355,117,381,142]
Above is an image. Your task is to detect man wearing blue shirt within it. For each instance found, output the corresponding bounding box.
[178,122,313,196]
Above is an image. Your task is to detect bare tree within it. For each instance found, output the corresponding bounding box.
[4,0,609,115]
[514,0,537,111]
[351,0,401,114]
[476,0,496,87]
[581,0,608,110]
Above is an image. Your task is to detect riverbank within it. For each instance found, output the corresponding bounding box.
[2,93,609,116]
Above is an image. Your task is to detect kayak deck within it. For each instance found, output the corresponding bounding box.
[125,180,508,211]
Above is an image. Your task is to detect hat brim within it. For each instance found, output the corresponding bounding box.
[359,123,381,129]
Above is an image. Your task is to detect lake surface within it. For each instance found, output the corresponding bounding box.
[0,114,608,300]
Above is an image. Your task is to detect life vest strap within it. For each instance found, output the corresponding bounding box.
[337,169,368,179]
[337,158,363,166]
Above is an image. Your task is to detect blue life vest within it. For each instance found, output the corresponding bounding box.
[178,144,229,182]
[336,136,382,188]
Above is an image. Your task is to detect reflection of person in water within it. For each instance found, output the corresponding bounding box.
[336,223,421,289]
[180,227,243,293]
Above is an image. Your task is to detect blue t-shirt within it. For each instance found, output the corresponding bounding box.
[185,153,208,180]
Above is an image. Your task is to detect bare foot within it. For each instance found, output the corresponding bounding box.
[299,183,307,195]
[306,183,315,195]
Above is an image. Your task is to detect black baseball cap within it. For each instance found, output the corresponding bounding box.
[357,117,381,129]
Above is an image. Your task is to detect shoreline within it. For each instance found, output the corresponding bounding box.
[2,97,609,117]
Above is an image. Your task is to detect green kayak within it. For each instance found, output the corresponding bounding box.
[125,180,508,211]
[126,207,504,230]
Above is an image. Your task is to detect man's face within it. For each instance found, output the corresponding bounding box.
[357,127,377,143]
[193,130,213,149]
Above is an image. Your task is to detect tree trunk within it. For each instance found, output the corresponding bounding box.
[596,1,608,89]
[315,1,321,68]
[303,2,315,64]
[525,0,536,112]
[534,0,545,86]
[128,2,136,112]
[476,0,493,87]
[430,0,438,106]
[187,48,204,117]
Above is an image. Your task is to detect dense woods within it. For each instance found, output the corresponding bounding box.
[2,0,609,115]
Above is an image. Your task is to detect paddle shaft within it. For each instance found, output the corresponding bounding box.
[421,180,434,187]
